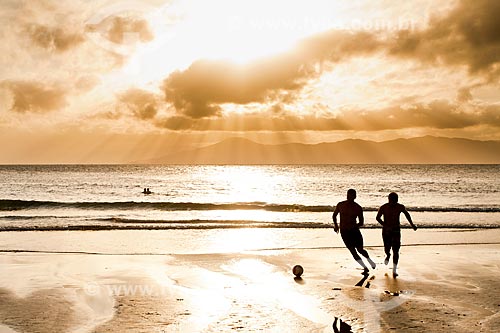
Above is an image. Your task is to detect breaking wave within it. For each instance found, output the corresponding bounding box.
[1,199,499,213]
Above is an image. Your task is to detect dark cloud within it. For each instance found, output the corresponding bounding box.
[26,24,85,52]
[0,80,68,113]
[390,0,500,76]
[153,100,500,132]
[162,31,381,118]
[118,88,159,120]
[154,115,194,130]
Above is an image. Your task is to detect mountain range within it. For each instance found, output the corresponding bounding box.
[139,136,500,164]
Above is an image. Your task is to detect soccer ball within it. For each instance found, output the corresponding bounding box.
[292,265,304,277]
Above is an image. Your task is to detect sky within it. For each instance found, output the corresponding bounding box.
[0,0,499,163]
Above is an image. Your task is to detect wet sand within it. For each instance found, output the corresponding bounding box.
[0,229,500,332]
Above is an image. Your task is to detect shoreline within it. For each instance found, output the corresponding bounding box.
[1,225,500,232]
[2,240,500,256]
[1,228,499,255]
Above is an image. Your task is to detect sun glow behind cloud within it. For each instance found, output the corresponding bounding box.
[119,0,348,86]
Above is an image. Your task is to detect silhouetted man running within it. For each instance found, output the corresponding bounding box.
[333,189,376,275]
[376,192,417,277]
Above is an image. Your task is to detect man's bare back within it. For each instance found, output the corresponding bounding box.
[334,200,363,231]
[376,202,408,232]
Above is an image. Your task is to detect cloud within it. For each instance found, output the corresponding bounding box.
[86,15,154,46]
[154,115,194,130]
[346,100,500,131]
[161,0,500,121]
[74,75,100,92]
[107,16,154,44]
[162,31,381,118]
[118,88,159,120]
[390,0,500,76]
[0,80,68,113]
[26,24,85,52]
[153,100,500,132]
[457,87,473,103]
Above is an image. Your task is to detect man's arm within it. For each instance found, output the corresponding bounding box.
[376,207,384,226]
[402,206,417,231]
[357,206,364,227]
[332,205,340,233]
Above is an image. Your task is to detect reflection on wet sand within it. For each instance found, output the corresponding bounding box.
[333,317,354,333]
[294,276,305,284]
[355,274,375,288]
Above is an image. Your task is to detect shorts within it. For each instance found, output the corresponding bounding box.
[340,228,364,249]
[382,230,401,252]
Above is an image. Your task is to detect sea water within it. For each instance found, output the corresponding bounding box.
[0,165,499,231]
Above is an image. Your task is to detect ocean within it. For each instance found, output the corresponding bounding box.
[0,165,499,231]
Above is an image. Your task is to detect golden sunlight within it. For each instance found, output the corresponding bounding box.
[120,0,344,84]
[211,166,284,203]
[208,229,283,253]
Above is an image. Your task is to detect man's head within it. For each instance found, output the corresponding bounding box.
[388,192,398,203]
[347,189,357,201]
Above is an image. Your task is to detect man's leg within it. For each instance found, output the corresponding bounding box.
[357,246,376,270]
[382,231,392,264]
[354,230,376,269]
[347,246,369,272]
[342,230,369,273]
[392,232,401,277]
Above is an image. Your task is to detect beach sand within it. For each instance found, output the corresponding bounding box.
[0,229,499,332]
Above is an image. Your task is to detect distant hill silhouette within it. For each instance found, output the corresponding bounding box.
[138,136,500,164]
